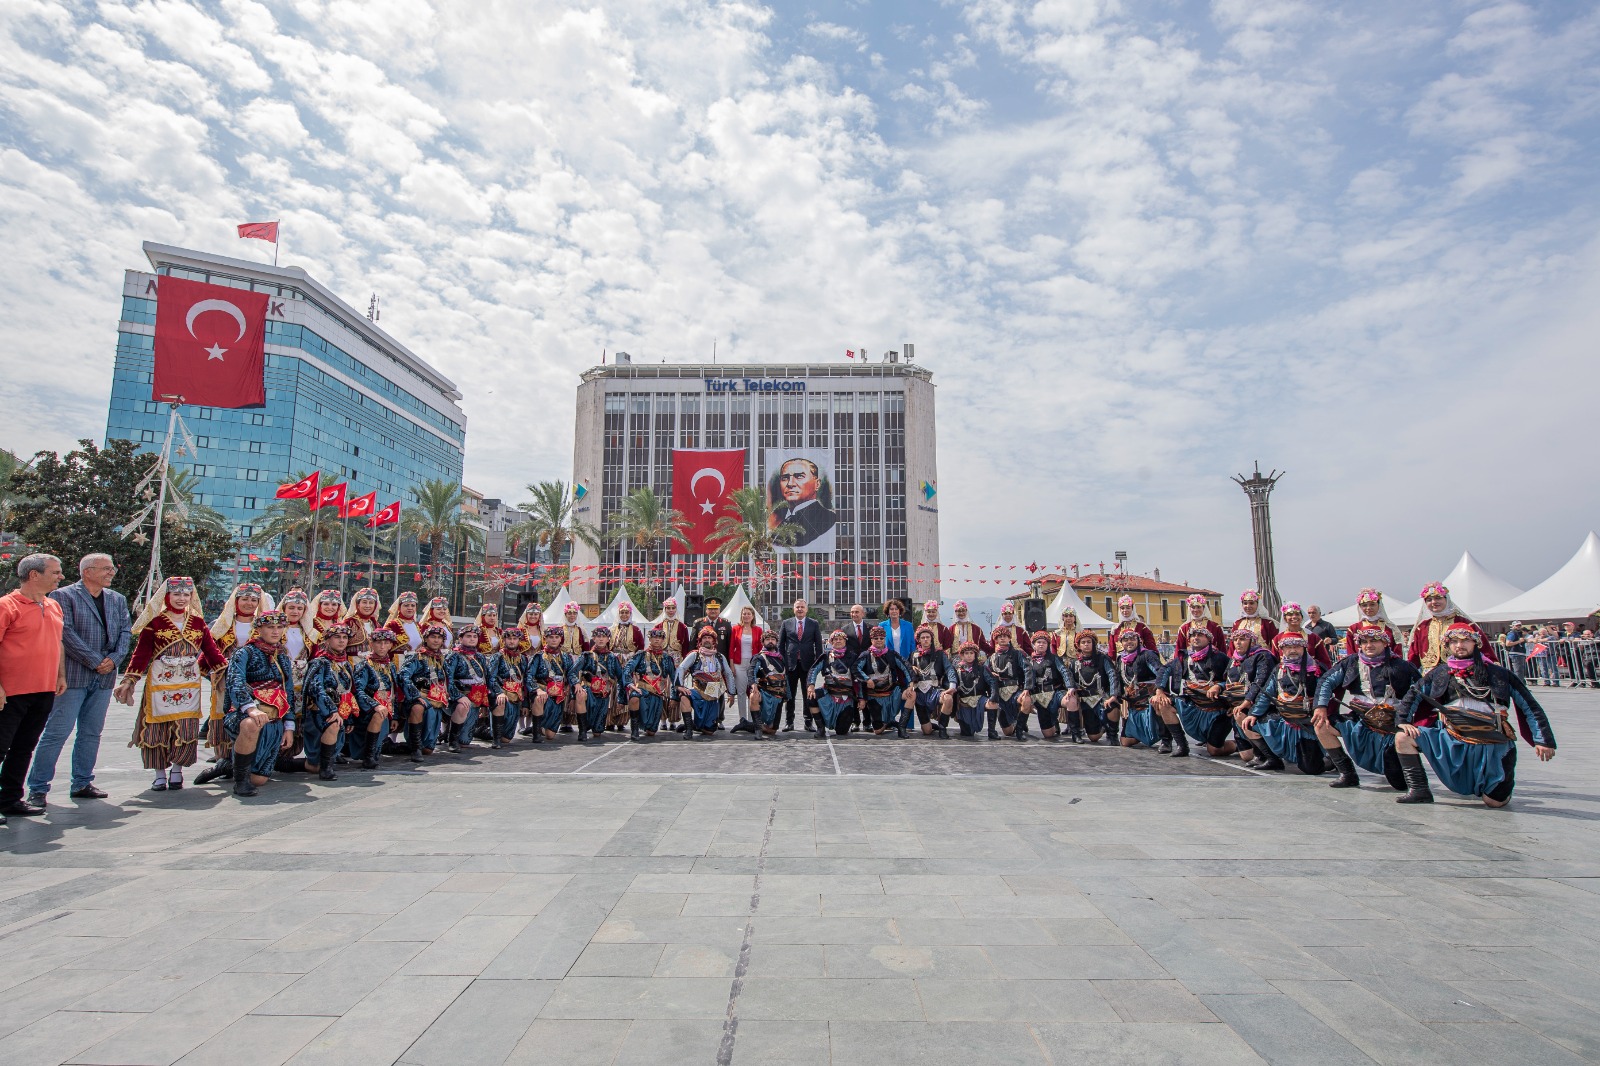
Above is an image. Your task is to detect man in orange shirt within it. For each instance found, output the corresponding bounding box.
[0,553,68,823]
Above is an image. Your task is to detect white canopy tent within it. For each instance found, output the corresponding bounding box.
[650,584,686,626]
[1046,581,1113,629]
[1432,551,1525,618]
[717,585,770,630]
[594,585,641,627]
[541,585,588,631]
[1477,532,1600,623]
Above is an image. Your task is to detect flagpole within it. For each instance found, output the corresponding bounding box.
[367,518,377,591]
[307,492,321,590]
[138,399,183,611]
[391,525,401,602]
[338,515,350,598]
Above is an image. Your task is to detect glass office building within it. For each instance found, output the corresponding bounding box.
[105,242,466,555]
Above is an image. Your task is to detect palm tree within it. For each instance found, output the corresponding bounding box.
[606,487,691,606]
[508,480,602,594]
[710,487,801,610]
[400,478,484,597]
[163,469,231,535]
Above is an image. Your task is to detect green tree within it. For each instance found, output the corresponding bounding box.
[0,448,37,540]
[709,486,800,609]
[400,478,484,596]
[508,480,601,596]
[607,487,690,596]
[5,439,236,604]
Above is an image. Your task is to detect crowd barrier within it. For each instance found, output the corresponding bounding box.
[1493,637,1600,687]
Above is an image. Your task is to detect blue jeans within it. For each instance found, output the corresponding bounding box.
[27,684,113,795]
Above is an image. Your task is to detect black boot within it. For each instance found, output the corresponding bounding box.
[935,714,949,739]
[1249,738,1285,771]
[783,710,795,732]
[232,751,257,796]
[362,732,380,770]
[1395,753,1434,803]
[986,710,999,740]
[1325,746,1358,787]
[195,757,231,785]
[1157,720,1172,754]
[318,745,337,781]
[1169,727,1189,758]
[1014,716,1029,742]
[407,723,424,763]
[1105,719,1120,744]
[816,715,829,739]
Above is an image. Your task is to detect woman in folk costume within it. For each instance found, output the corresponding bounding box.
[557,601,590,654]
[487,625,531,748]
[919,600,954,653]
[401,624,452,756]
[1231,589,1279,647]
[221,609,298,797]
[301,622,361,781]
[341,588,383,657]
[611,602,644,658]
[385,591,424,653]
[204,583,274,773]
[989,601,1029,655]
[445,624,502,752]
[658,597,692,658]
[474,601,503,654]
[625,626,679,738]
[279,589,312,673]
[422,595,453,631]
[1242,632,1327,774]
[1276,602,1333,673]
[807,629,861,738]
[529,628,575,742]
[905,625,956,738]
[1066,631,1120,744]
[1112,628,1165,750]
[305,589,343,650]
[355,627,415,766]
[1173,594,1226,659]
[1407,582,1495,673]
[948,601,991,658]
[1109,596,1158,653]
[115,577,227,792]
[517,601,544,651]
[1342,588,1399,656]
[1052,608,1082,659]
[1396,622,1555,807]
[1314,627,1419,792]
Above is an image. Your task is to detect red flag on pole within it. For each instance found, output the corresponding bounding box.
[844,349,856,360]
[274,471,319,501]
[151,276,268,408]
[313,482,347,512]
[237,221,279,243]
[367,501,402,528]
[671,449,745,554]
[342,491,377,520]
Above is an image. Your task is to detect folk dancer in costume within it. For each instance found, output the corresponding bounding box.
[625,627,679,738]
[385,592,423,653]
[474,601,502,654]
[949,601,990,659]
[659,597,692,659]
[1314,628,1419,791]
[514,604,544,737]
[530,629,575,742]
[354,628,412,767]
[611,602,644,658]
[1225,628,1276,764]
[305,590,343,649]
[746,631,788,738]
[421,596,453,632]
[115,577,226,792]
[1395,622,1555,807]
[986,628,1035,741]
[1024,630,1070,741]
[1277,602,1333,673]
[222,609,297,797]
[487,626,531,748]
[1067,632,1120,744]
[905,625,956,738]
[949,641,993,738]
[1109,596,1158,653]
[990,602,1029,657]
[1112,629,1165,750]
[279,589,312,678]
[1342,588,1399,656]
[1241,633,1326,774]
[807,629,860,738]
[1173,594,1225,658]
[1153,626,1230,759]
[342,588,383,657]
[571,626,623,743]
[400,624,451,756]
[1407,582,1495,673]
[556,602,589,732]
[1232,589,1279,647]
[301,622,361,780]
[678,627,735,739]
[1052,608,1081,658]
[920,600,954,653]
[445,625,502,752]
[516,601,544,652]
[855,624,911,738]
[202,583,272,780]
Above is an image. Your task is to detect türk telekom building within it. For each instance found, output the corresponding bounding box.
[570,356,940,621]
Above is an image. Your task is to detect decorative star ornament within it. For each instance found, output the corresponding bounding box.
[205,343,228,361]
[132,532,149,545]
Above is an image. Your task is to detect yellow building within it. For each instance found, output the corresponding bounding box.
[1010,573,1222,645]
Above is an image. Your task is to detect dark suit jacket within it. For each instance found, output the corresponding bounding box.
[774,501,837,547]
[842,620,873,660]
[779,616,823,673]
[50,581,131,691]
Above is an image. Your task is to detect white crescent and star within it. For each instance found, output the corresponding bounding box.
[689,467,726,515]
[184,298,248,361]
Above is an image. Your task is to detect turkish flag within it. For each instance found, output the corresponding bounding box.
[275,471,319,500]
[343,491,377,520]
[672,449,744,554]
[313,482,347,512]
[152,276,267,408]
[367,500,402,528]
[237,221,279,243]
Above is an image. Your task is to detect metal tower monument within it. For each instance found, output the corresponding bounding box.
[1232,463,1284,618]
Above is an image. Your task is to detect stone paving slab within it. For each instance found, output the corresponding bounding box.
[0,691,1596,1063]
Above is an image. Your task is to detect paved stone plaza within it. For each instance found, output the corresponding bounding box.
[1,690,1598,1065]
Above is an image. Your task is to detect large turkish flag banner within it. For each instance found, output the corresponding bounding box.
[671,449,745,554]
[152,275,268,407]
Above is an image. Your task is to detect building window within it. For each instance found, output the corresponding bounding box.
[248,441,263,453]
[196,436,210,448]
[246,469,260,481]
[239,525,252,538]
[191,464,208,476]
[1161,599,1169,621]
[242,497,257,510]
[1105,597,1113,615]
[251,413,265,425]
[139,430,155,443]
[196,407,213,419]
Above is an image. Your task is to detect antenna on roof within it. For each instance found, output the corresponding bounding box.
[366,294,380,322]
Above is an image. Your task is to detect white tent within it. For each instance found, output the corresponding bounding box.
[1046,581,1113,629]
[1434,551,1525,618]
[1324,592,1406,630]
[1477,532,1600,623]
[595,585,641,626]
[651,584,686,626]
[718,585,770,630]
[541,585,588,631]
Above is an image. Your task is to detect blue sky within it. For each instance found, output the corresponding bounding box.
[2,0,1598,610]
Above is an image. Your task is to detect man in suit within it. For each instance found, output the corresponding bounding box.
[26,553,130,806]
[771,458,838,548]
[778,598,824,732]
[842,603,872,659]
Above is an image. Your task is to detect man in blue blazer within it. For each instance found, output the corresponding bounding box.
[778,598,824,732]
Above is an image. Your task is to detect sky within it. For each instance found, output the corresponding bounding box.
[2,0,1599,610]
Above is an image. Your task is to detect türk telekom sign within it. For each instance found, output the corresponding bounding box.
[703,378,807,393]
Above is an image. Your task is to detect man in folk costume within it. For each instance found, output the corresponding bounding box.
[1225,628,1278,766]
[1066,631,1121,744]
[1314,628,1418,791]
[920,600,954,653]
[204,584,273,775]
[678,626,735,739]
[1242,633,1327,774]
[1342,588,1399,657]
[341,588,383,657]
[488,625,531,748]
[1407,582,1495,673]
[115,577,227,792]
[990,602,1029,658]
[986,628,1035,741]
[747,631,788,738]
[356,628,414,766]
[445,625,501,753]
[807,629,860,738]
[1112,629,1165,750]
[221,609,297,797]
[474,601,503,654]
[1396,622,1555,807]
[905,625,956,738]
[1232,589,1279,647]
[1024,630,1070,741]
[948,640,993,738]
[1173,594,1225,659]
[948,600,990,658]
[659,597,692,659]
[611,602,644,658]
[530,628,575,742]
[571,625,623,744]
[625,627,678,739]
[400,624,451,756]
[1277,602,1333,673]
[1109,595,1158,653]
[855,624,912,738]
[301,622,361,781]
[385,591,424,653]
[1153,626,1230,758]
